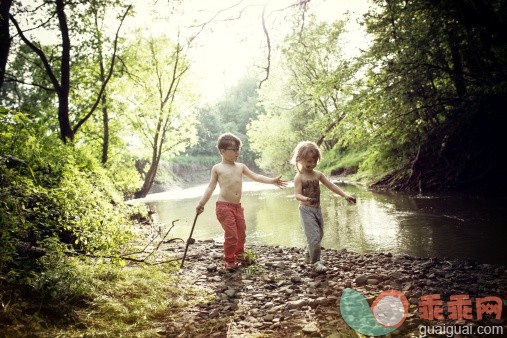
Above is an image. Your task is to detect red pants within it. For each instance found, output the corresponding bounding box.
[216,201,246,263]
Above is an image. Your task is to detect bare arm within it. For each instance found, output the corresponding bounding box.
[196,166,218,214]
[320,173,356,203]
[242,164,287,188]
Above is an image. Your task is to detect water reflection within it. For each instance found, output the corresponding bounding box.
[137,182,507,265]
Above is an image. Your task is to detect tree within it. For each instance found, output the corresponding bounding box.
[74,1,130,164]
[183,76,265,171]
[118,34,197,198]
[347,0,507,190]
[0,0,12,88]
[248,15,356,174]
[7,0,130,143]
[281,16,357,149]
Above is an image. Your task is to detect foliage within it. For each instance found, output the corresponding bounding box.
[165,77,272,186]
[248,109,298,176]
[280,17,356,148]
[183,77,265,171]
[116,32,198,197]
[0,107,136,293]
[243,250,257,265]
[0,104,188,335]
[243,263,266,276]
[250,0,506,191]
[341,0,507,190]
[5,0,132,142]
[119,33,198,158]
[249,15,355,176]
[318,146,366,176]
[0,44,56,120]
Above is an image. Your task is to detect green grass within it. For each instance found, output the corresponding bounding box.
[0,257,212,338]
[319,148,366,175]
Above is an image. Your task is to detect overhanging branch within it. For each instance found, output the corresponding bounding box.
[9,14,60,91]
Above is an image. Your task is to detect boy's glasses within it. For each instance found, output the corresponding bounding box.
[226,148,241,153]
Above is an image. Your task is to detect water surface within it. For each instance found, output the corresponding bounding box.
[135,181,507,265]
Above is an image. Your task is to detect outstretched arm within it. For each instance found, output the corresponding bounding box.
[242,164,287,188]
[320,174,356,203]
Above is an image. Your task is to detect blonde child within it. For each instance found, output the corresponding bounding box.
[196,133,287,270]
[291,141,356,272]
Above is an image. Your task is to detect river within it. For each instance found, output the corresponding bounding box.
[133,181,507,266]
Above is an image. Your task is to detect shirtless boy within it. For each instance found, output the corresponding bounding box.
[196,133,287,269]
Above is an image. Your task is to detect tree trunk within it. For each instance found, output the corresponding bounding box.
[135,160,159,198]
[98,42,109,164]
[0,0,12,88]
[101,95,109,164]
[447,32,467,99]
[135,129,163,198]
[56,0,73,142]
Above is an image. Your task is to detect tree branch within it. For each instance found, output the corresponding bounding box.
[9,14,60,91]
[66,220,184,265]
[72,4,132,135]
[3,75,55,91]
[258,3,271,89]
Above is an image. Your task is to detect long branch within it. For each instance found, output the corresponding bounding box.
[3,75,54,91]
[258,3,271,89]
[73,4,132,135]
[9,14,60,91]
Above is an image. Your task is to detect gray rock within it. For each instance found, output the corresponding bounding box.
[302,322,320,336]
[287,299,308,309]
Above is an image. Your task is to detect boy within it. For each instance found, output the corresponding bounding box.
[196,133,287,270]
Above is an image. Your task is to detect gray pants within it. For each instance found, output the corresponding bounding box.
[299,204,324,264]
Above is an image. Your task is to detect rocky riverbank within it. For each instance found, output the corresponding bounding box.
[160,240,506,338]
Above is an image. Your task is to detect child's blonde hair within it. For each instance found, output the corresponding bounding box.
[290,141,321,172]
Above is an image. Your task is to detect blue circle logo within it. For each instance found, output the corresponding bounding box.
[340,288,409,336]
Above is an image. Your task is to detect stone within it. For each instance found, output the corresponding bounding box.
[355,275,368,286]
[302,322,320,336]
[224,289,237,297]
[156,240,507,338]
[287,299,308,309]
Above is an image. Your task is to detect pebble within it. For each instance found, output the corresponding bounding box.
[166,240,507,337]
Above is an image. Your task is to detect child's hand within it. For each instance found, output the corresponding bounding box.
[345,195,356,204]
[196,205,205,214]
[273,175,288,188]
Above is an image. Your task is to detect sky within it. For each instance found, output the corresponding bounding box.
[27,0,372,103]
[129,0,372,103]
[26,0,371,103]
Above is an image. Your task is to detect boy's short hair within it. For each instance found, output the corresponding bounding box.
[217,133,242,150]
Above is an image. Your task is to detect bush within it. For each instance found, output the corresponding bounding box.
[0,107,135,291]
